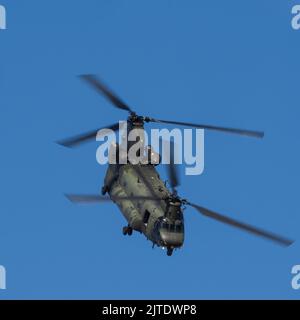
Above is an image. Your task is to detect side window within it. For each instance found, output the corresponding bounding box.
[143,210,151,224]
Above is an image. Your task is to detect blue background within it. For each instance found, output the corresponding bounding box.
[0,0,299,299]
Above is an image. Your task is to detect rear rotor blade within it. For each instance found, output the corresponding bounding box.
[56,122,120,148]
[80,74,134,113]
[148,118,264,138]
[65,194,161,203]
[187,202,293,246]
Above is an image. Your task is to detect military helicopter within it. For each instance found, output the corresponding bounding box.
[57,74,293,256]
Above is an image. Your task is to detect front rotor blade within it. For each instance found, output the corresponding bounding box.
[56,122,120,148]
[149,118,264,138]
[188,202,293,246]
[65,194,161,203]
[162,139,180,193]
[80,74,134,113]
[168,160,179,193]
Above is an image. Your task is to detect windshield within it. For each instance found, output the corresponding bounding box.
[161,221,183,233]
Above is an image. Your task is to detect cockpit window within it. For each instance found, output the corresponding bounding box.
[161,221,183,232]
[162,222,169,230]
[175,224,183,232]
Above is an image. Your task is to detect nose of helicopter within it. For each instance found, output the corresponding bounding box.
[160,230,184,248]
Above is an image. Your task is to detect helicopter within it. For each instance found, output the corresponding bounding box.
[57,74,293,256]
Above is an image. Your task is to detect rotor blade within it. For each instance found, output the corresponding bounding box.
[148,118,264,138]
[187,202,293,246]
[65,194,161,203]
[168,161,179,193]
[80,74,134,113]
[56,122,120,148]
[161,139,180,193]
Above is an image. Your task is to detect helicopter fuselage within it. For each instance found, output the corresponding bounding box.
[103,162,185,252]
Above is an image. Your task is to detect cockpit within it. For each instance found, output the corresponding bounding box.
[154,218,184,248]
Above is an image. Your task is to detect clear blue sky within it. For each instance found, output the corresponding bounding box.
[0,0,300,299]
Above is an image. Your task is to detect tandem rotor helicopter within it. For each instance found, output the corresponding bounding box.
[57,74,293,256]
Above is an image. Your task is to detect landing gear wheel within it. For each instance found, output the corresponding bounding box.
[122,226,133,236]
[101,186,108,196]
[167,248,173,256]
[122,226,128,235]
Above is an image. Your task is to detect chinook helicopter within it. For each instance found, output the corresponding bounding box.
[57,74,293,256]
